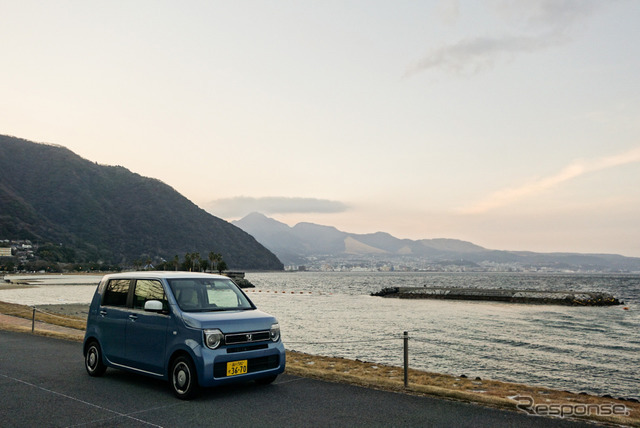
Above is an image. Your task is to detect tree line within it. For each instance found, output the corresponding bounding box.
[134,252,228,273]
[0,249,228,274]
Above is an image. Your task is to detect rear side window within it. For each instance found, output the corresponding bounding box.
[133,279,167,311]
[102,279,130,307]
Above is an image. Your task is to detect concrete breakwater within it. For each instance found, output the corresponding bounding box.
[371,287,622,306]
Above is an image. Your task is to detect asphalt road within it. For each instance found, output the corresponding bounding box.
[0,330,598,428]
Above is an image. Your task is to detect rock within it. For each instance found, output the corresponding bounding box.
[233,278,255,288]
[370,287,399,297]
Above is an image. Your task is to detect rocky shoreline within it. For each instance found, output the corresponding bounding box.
[371,287,622,306]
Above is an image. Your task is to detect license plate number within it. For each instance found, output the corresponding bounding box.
[227,360,248,376]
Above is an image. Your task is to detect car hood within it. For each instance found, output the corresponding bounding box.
[179,309,277,333]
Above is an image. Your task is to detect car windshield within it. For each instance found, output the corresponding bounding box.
[167,278,254,312]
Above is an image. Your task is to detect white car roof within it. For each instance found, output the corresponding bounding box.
[101,271,230,281]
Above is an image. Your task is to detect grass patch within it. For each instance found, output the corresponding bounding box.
[0,322,84,342]
[0,300,86,330]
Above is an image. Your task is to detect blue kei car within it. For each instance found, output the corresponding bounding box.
[83,271,285,399]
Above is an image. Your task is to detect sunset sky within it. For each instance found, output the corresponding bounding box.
[2,1,640,256]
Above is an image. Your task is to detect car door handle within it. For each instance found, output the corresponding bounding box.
[129,314,137,321]
[99,310,107,317]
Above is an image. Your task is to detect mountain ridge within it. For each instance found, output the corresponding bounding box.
[0,135,283,270]
[232,212,640,272]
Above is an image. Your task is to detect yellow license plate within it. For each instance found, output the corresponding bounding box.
[227,360,248,377]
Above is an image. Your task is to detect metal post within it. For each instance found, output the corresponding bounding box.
[403,331,409,388]
[32,308,36,333]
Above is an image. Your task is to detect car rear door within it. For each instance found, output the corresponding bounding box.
[99,278,131,365]
[124,279,170,375]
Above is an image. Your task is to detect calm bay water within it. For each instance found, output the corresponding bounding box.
[1,271,637,399]
[244,271,640,400]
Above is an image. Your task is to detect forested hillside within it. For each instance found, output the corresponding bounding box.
[0,135,283,270]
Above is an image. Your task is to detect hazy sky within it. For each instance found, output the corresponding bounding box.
[3,1,640,256]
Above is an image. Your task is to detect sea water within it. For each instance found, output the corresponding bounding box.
[244,271,640,400]
[1,271,638,399]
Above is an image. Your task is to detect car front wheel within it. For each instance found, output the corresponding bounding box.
[170,356,199,400]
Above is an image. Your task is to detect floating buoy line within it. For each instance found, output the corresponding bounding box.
[245,289,333,295]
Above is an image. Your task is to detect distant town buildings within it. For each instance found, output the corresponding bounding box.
[0,239,35,264]
[2,238,635,274]
[283,256,613,274]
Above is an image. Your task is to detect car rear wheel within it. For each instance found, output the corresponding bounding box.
[85,341,107,377]
[170,356,199,399]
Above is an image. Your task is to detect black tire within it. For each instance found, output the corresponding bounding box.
[255,375,277,385]
[85,341,107,377]
[170,356,199,400]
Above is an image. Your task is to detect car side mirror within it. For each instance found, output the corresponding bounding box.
[144,300,164,312]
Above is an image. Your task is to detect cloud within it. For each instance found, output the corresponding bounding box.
[405,0,608,77]
[461,146,640,214]
[490,0,603,31]
[205,196,349,218]
[404,32,566,77]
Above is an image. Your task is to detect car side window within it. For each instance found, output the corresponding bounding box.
[133,279,168,311]
[102,279,130,307]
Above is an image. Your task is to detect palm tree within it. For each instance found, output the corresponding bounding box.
[208,252,222,273]
[183,253,192,271]
[217,260,227,274]
[192,252,200,272]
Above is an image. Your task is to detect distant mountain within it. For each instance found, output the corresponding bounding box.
[232,212,640,272]
[0,135,283,270]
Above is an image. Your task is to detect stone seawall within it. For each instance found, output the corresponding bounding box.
[371,287,621,306]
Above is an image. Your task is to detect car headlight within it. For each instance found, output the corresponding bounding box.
[204,328,223,349]
[270,323,280,342]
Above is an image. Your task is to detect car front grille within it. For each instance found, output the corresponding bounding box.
[227,344,268,354]
[225,330,271,345]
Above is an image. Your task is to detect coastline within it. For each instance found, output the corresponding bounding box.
[0,300,638,426]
